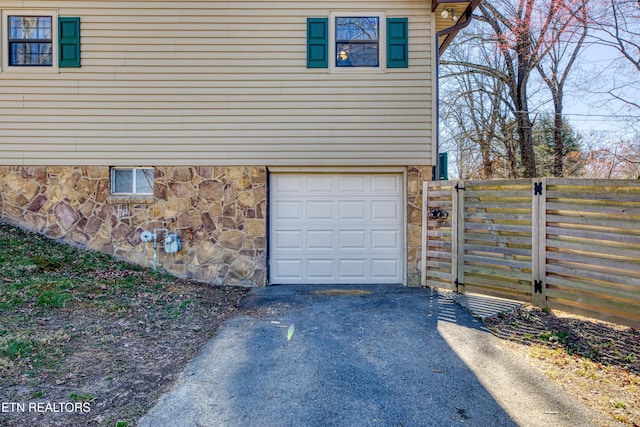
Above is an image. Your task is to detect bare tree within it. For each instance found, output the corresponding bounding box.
[589,0,640,72]
[444,0,590,177]
[441,29,518,179]
[585,0,640,117]
[581,134,640,178]
[535,0,588,176]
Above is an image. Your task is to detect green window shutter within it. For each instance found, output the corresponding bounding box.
[387,18,408,68]
[439,152,449,180]
[59,17,80,68]
[307,17,328,68]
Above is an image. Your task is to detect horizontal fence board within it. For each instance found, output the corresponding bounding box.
[466,212,533,221]
[546,251,640,275]
[464,244,532,257]
[546,195,640,205]
[464,179,532,188]
[465,201,531,209]
[427,259,451,275]
[426,249,452,259]
[546,226,640,245]
[546,214,640,230]
[464,233,533,246]
[464,222,531,235]
[547,178,640,187]
[426,275,452,283]
[546,276,640,302]
[464,189,533,199]
[546,264,640,289]
[547,238,640,261]
[425,190,454,198]
[425,269,452,279]
[461,273,530,290]
[425,240,451,249]
[464,265,531,282]
[464,284,530,297]
[546,201,640,217]
[465,255,531,270]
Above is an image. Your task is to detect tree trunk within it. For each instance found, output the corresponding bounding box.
[480,141,493,179]
[553,98,564,176]
[515,3,537,179]
[517,111,537,177]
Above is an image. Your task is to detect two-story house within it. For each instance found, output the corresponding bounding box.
[0,0,476,287]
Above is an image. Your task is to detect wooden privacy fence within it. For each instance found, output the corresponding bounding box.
[422,178,640,329]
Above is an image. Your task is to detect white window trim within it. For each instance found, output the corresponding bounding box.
[329,11,387,74]
[110,167,155,196]
[1,9,59,73]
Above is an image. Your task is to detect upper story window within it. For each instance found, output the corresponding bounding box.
[8,15,53,66]
[335,17,379,67]
[328,12,387,73]
[111,167,155,196]
[0,10,73,72]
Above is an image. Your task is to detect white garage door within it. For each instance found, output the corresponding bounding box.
[269,173,404,284]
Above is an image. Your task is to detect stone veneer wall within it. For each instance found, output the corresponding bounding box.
[1,165,428,287]
[0,166,267,287]
[407,166,430,286]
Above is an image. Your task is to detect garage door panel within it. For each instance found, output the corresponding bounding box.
[339,230,367,249]
[372,200,401,221]
[273,259,303,280]
[273,230,302,250]
[372,229,400,249]
[270,173,403,285]
[307,175,333,193]
[339,201,367,220]
[274,175,304,193]
[339,259,367,279]
[307,259,335,279]
[372,174,401,192]
[307,201,334,220]
[372,259,400,278]
[307,230,334,249]
[274,201,303,221]
[339,175,366,192]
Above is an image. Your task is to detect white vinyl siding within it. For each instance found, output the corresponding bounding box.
[0,1,434,167]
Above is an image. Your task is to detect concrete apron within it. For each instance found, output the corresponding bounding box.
[138,285,607,427]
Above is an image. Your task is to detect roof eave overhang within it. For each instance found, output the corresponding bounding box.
[433,0,482,54]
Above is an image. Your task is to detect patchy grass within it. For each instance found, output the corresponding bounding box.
[486,305,640,426]
[0,222,248,427]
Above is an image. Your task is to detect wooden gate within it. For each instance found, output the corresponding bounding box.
[423,178,640,329]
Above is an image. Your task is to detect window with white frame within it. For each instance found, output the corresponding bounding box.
[111,168,155,196]
[2,10,59,71]
[329,12,386,72]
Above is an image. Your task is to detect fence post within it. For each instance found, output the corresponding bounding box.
[531,177,547,308]
[421,181,428,288]
[452,180,465,294]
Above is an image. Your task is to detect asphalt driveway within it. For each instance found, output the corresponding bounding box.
[138,285,606,427]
